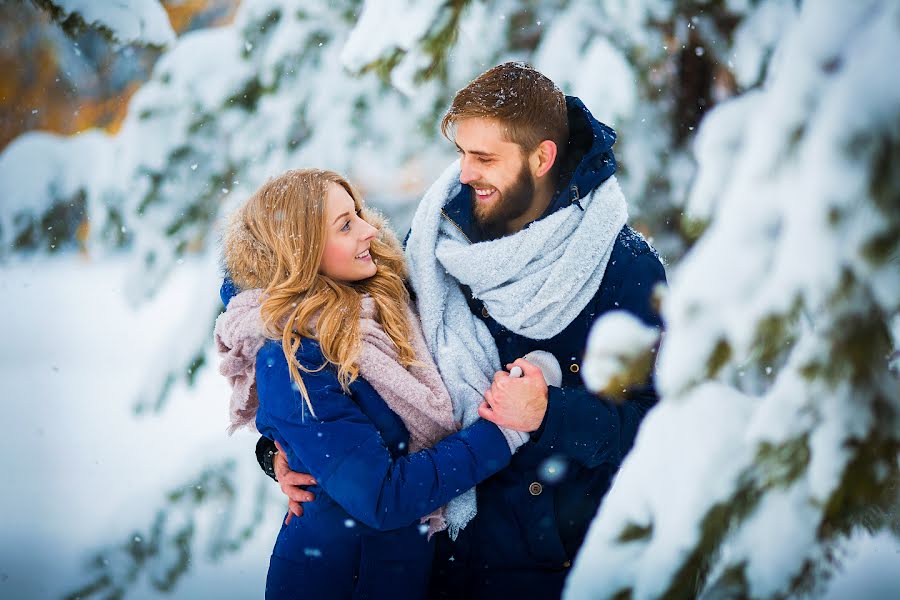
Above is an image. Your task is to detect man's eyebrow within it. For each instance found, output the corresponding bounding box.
[455,143,496,157]
[331,211,351,225]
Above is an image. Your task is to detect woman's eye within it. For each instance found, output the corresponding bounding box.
[341,220,351,232]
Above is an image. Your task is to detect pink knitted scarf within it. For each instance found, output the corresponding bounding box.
[356,296,458,452]
[214,289,458,533]
[214,288,265,435]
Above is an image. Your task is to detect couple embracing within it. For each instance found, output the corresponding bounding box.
[214,62,666,599]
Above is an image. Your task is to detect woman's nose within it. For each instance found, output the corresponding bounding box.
[361,220,378,240]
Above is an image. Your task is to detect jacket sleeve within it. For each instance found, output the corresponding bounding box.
[531,251,666,468]
[255,344,512,531]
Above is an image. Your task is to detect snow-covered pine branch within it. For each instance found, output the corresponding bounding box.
[582,310,661,401]
[2,0,788,271]
[66,459,273,598]
[568,0,900,597]
[34,0,176,47]
[2,0,456,412]
[2,0,878,471]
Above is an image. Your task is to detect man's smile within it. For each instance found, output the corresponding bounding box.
[473,186,499,203]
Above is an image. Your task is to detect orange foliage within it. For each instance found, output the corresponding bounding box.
[165,0,239,34]
[0,0,240,152]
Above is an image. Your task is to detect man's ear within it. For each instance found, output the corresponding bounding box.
[530,140,558,179]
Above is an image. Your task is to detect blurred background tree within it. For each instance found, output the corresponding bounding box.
[1,1,896,598]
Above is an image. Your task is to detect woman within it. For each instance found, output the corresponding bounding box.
[214,169,524,599]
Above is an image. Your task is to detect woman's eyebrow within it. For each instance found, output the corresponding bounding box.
[331,211,351,225]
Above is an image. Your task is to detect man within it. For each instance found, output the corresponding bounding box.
[258,62,666,598]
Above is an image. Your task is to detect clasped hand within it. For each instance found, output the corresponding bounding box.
[272,359,549,522]
[478,358,548,432]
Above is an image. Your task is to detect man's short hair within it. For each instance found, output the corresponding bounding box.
[441,61,569,155]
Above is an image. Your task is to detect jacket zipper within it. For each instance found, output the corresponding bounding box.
[440,209,472,244]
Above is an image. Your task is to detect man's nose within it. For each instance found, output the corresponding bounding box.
[459,158,479,185]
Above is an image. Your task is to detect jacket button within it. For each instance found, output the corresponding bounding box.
[529,481,543,496]
[569,363,580,374]
[563,561,572,568]
[481,306,489,318]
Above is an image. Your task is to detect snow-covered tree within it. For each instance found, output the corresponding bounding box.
[570,0,900,597]
[34,0,176,47]
[5,0,794,268]
[2,0,444,411]
[0,0,795,411]
[4,0,897,595]
[64,459,270,599]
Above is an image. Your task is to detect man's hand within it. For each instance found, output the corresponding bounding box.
[273,441,317,525]
[478,358,548,432]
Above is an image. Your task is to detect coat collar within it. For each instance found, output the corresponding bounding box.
[442,96,618,243]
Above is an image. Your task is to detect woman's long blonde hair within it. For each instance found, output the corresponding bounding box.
[222,168,415,412]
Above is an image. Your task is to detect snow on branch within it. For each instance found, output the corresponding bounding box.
[569,0,900,597]
[35,0,176,47]
[582,310,660,401]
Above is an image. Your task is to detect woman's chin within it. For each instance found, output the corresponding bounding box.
[353,264,378,282]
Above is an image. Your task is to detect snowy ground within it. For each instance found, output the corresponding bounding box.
[1,254,898,599]
[0,255,284,598]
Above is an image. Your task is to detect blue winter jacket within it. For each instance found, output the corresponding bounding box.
[219,285,514,599]
[424,97,667,599]
[250,96,666,599]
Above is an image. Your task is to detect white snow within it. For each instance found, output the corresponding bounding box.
[2,0,897,597]
[0,255,283,598]
[565,383,758,598]
[0,130,115,252]
[47,0,175,47]
[582,310,660,395]
[340,0,443,74]
[570,0,900,597]
[730,0,798,87]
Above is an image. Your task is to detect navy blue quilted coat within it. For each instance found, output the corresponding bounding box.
[425,97,667,599]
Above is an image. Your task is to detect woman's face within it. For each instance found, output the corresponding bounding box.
[319,182,378,282]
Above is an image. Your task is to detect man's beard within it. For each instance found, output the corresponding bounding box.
[471,162,535,241]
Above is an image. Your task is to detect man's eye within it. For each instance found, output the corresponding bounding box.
[478,158,493,165]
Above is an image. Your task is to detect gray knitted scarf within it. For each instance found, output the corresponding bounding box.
[405,160,628,466]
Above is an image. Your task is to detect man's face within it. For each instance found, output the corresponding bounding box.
[454,118,536,239]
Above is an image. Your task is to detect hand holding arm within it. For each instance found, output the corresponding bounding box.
[273,440,317,525]
[257,344,513,531]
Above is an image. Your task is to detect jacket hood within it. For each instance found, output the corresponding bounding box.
[550,95,617,213]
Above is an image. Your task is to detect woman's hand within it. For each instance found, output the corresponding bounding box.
[273,441,318,525]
